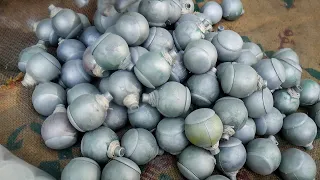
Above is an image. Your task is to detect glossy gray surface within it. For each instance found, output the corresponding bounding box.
[0,145,56,180]
[61,157,100,180]
[51,7,83,38]
[67,92,113,132]
[41,104,78,150]
[254,107,284,137]
[185,108,223,153]
[128,103,161,130]
[299,79,320,106]
[22,52,61,87]
[32,82,66,116]
[215,137,246,179]
[200,1,222,24]
[281,113,317,150]
[111,12,149,46]
[101,157,141,180]
[67,83,100,105]
[121,128,160,165]
[279,148,316,180]
[186,68,220,107]
[184,39,217,74]
[57,39,86,63]
[273,88,300,115]
[156,118,189,155]
[221,0,244,21]
[212,30,243,62]
[233,118,256,144]
[253,58,286,90]
[142,81,191,117]
[243,88,274,118]
[81,126,123,163]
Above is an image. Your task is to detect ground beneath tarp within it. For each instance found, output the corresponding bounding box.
[0,0,320,179]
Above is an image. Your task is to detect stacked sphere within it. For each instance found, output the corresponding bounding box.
[16,1,319,180]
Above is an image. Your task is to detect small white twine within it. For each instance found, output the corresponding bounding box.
[92,64,104,77]
[107,141,121,158]
[123,94,139,109]
[95,94,110,110]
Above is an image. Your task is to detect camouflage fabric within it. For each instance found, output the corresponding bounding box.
[0,0,320,179]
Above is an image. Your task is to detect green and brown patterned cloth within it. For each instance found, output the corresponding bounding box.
[0,0,320,179]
